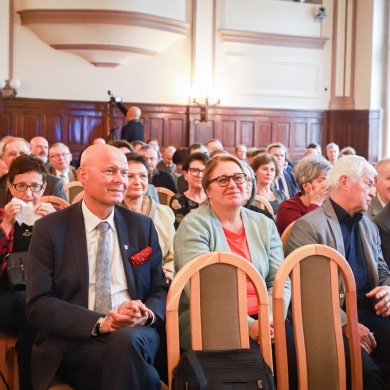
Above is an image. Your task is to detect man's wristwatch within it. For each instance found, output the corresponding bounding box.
[93,316,106,336]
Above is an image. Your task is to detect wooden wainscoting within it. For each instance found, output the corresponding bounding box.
[0,98,380,161]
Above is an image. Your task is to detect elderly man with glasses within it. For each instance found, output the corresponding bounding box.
[48,142,78,184]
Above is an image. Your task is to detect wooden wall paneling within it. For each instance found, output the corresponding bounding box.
[257,120,273,148]
[241,120,255,147]
[220,120,236,152]
[192,121,214,145]
[0,113,12,136]
[167,118,185,147]
[148,117,164,144]
[43,113,63,143]
[19,113,41,140]
[274,121,290,147]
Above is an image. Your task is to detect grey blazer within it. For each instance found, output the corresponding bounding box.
[287,198,390,324]
[366,195,383,220]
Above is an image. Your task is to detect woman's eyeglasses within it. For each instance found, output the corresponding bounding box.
[208,173,247,187]
[12,183,44,192]
[188,168,205,177]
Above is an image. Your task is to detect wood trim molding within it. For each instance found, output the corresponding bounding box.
[220,29,329,49]
[18,9,190,36]
[50,44,157,57]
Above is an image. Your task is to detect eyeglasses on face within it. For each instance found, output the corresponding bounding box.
[4,152,28,158]
[12,183,44,192]
[188,167,205,177]
[208,173,247,187]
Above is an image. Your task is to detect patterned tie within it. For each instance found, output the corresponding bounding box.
[94,222,112,315]
[59,174,65,182]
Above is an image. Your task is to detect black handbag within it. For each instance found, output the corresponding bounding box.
[173,349,276,389]
[6,251,30,290]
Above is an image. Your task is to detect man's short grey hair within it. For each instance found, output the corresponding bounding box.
[327,155,377,192]
[326,142,339,151]
[139,145,157,154]
[293,155,332,191]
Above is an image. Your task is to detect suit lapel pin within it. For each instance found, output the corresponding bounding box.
[124,245,128,250]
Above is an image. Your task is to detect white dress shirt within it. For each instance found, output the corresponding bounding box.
[82,201,130,311]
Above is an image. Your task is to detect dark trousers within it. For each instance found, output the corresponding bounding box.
[250,319,297,390]
[0,290,37,390]
[57,326,161,390]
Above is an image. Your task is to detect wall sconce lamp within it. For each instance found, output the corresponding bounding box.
[314,6,328,22]
[193,97,220,122]
[0,78,21,100]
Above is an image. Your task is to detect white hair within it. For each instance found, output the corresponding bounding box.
[327,155,377,192]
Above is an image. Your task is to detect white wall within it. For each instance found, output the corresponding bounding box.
[0,0,384,113]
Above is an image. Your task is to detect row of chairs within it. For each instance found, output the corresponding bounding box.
[166,246,363,390]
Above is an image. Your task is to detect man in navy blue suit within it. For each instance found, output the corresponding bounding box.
[268,142,299,199]
[26,144,167,390]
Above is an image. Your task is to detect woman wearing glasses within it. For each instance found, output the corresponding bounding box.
[0,155,58,390]
[174,154,297,388]
[169,152,209,229]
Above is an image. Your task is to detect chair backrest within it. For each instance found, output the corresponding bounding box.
[156,187,175,206]
[166,251,273,389]
[64,181,83,204]
[71,190,84,204]
[40,196,70,208]
[253,194,274,217]
[272,244,362,390]
[280,221,295,256]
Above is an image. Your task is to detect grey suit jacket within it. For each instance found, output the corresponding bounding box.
[287,198,390,324]
[366,195,383,220]
[373,202,390,269]
[48,166,78,183]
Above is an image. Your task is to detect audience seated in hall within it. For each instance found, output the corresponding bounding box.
[366,157,390,220]
[121,153,175,281]
[157,145,176,174]
[0,154,63,390]
[234,144,247,161]
[174,154,297,389]
[242,163,274,220]
[326,142,340,164]
[267,142,299,199]
[276,155,331,235]
[205,138,223,153]
[147,138,162,161]
[48,142,78,184]
[287,155,390,390]
[30,136,50,166]
[109,141,159,203]
[339,146,356,157]
[0,137,67,207]
[139,145,177,193]
[251,152,286,216]
[170,152,209,229]
[171,147,188,190]
[307,142,322,155]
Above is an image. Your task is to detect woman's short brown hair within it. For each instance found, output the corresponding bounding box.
[251,153,280,179]
[202,154,244,191]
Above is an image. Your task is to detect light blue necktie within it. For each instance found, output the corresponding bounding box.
[94,222,112,314]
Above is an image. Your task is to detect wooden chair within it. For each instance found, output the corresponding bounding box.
[253,194,274,217]
[280,221,295,256]
[166,251,273,389]
[40,196,70,209]
[0,333,17,390]
[156,187,175,206]
[71,190,84,204]
[273,244,362,390]
[63,181,83,204]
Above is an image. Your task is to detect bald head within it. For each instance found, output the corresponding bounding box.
[80,144,126,167]
[30,136,49,163]
[126,106,141,121]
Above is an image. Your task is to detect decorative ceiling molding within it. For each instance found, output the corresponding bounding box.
[18,9,189,67]
[220,29,328,50]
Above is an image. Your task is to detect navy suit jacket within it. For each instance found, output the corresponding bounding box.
[26,203,167,389]
[373,202,390,268]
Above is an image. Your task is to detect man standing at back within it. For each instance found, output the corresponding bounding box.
[26,144,167,390]
[120,106,144,142]
[287,155,390,389]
